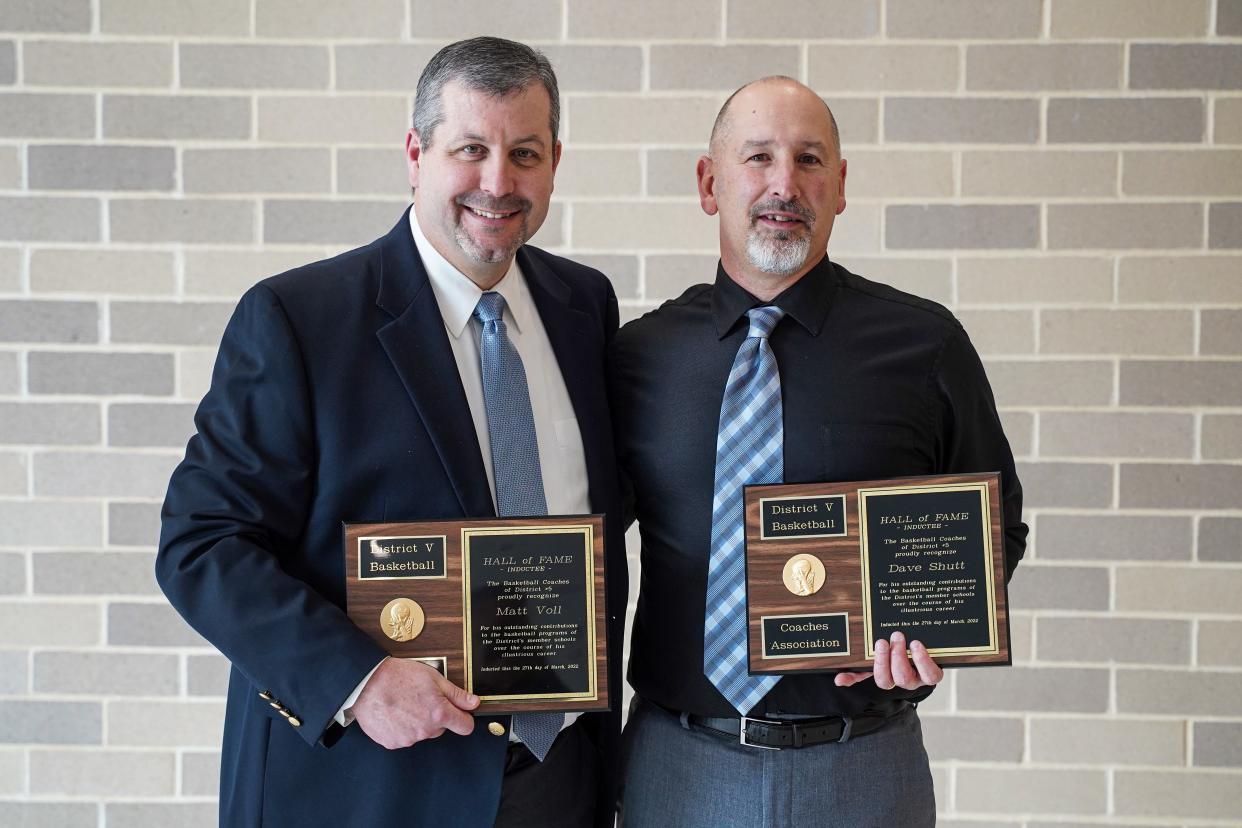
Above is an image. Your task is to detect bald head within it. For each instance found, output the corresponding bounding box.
[709,76,840,159]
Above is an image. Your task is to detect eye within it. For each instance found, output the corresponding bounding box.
[459,144,485,157]
[746,152,770,163]
[512,147,540,163]
[798,154,823,165]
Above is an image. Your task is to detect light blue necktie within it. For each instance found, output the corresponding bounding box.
[704,306,786,715]
[473,291,563,761]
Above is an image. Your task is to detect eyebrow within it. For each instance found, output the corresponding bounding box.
[458,132,547,150]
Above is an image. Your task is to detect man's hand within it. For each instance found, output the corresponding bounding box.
[833,631,944,690]
[352,658,480,749]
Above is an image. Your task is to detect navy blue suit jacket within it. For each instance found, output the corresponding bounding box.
[157,208,626,827]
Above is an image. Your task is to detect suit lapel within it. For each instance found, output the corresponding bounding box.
[375,209,495,518]
[518,248,613,514]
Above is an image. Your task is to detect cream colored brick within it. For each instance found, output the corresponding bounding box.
[644,254,717,300]
[958,666,1109,713]
[102,0,250,35]
[30,749,173,796]
[888,0,1042,38]
[184,249,327,298]
[844,151,954,198]
[1050,0,1209,37]
[961,151,1117,198]
[184,148,330,195]
[1000,410,1034,457]
[827,99,880,146]
[727,0,878,38]
[1041,309,1194,356]
[179,349,218,400]
[25,40,172,88]
[1124,151,1242,197]
[834,257,953,306]
[1116,770,1242,820]
[0,602,100,647]
[1037,617,1192,665]
[1119,256,1242,303]
[1030,718,1185,765]
[258,96,409,145]
[1117,567,1242,614]
[956,310,1035,355]
[967,44,1122,91]
[0,750,21,794]
[409,0,560,39]
[1215,97,1242,143]
[568,0,720,38]
[920,715,1024,762]
[566,96,719,145]
[651,45,799,91]
[1121,462,1242,509]
[646,149,704,199]
[555,149,641,198]
[0,146,19,191]
[828,203,880,254]
[31,249,175,295]
[1203,415,1242,460]
[258,0,403,37]
[106,701,225,747]
[573,203,715,251]
[1041,411,1194,459]
[808,45,958,93]
[986,360,1114,407]
[957,256,1114,305]
[1048,203,1202,250]
[957,768,1106,815]
[1200,621,1242,667]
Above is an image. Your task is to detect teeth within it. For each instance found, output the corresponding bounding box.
[764,215,795,222]
[470,208,510,219]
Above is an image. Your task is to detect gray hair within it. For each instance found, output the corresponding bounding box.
[413,36,560,149]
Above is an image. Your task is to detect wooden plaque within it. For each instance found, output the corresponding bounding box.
[343,515,608,714]
[744,473,1010,674]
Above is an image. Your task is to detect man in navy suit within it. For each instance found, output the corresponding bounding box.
[157,37,625,828]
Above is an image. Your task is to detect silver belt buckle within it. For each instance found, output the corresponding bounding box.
[739,716,782,750]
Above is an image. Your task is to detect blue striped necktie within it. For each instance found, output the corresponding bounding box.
[703,305,786,715]
[473,291,563,761]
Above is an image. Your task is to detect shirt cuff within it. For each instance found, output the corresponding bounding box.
[333,657,387,727]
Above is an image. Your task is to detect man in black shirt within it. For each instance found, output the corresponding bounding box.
[611,76,1027,827]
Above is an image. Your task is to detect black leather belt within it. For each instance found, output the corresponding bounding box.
[655,702,897,750]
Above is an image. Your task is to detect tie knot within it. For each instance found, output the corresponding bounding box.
[473,291,506,325]
[746,306,785,339]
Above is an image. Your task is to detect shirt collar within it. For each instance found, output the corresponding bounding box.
[409,208,530,339]
[711,254,838,340]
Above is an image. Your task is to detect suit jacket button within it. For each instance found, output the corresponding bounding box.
[259,691,273,700]
[269,701,282,710]
[279,709,291,718]
[487,722,505,737]
[288,716,302,727]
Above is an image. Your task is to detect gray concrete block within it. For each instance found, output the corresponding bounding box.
[28,351,174,396]
[1202,416,1242,461]
[1120,463,1242,510]
[263,199,406,245]
[110,301,234,346]
[540,45,644,92]
[30,748,174,796]
[1118,669,1242,717]
[985,359,1114,407]
[108,501,162,547]
[29,145,175,192]
[0,0,91,31]
[260,0,404,36]
[727,0,878,38]
[1040,411,1193,458]
[0,93,94,138]
[1209,202,1242,249]
[650,45,800,91]
[32,551,159,595]
[109,199,255,244]
[568,0,719,38]
[1037,617,1191,665]
[1031,717,1185,765]
[108,402,196,447]
[1035,514,1192,562]
[334,44,442,91]
[957,665,1110,713]
[1048,203,1202,250]
[0,650,27,693]
[0,552,24,594]
[885,98,1039,143]
[0,701,101,744]
[1051,0,1208,37]
[967,44,1122,91]
[1048,97,1204,143]
[102,0,250,35]
[0,196,100,242]
[24,40,171,88]
[34,651,178,696]
[106,700,224,747]
[1131,44,1242,90]
[1007,564,1111,611]
[187,653,230,696]
[1200,517,1242,563]
[184,248,322,297]
[1014,461,1114,508]
[0,804,97,828]
[1193,721,1242,767]
[180,43,329,89]
[920,715,1024,762]
[0,402,100,445]
[0,300,98,343]
[889,0,1040,37]
[181,751,221,796]
[1121,360,1242,406]
[184,148,331,194]
[0,452,26,495]
[104,803,216,828]
[0,40,14,85]
[1201,309,1242,355]
[886,204,1039,250]
[258,96,409,144]
[34,450,180,498]
[104,94,251,140]
[108,602,209,648]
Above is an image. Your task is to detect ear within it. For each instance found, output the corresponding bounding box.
[552,139,563,173]
[696,155,717,216]
[406,129,422,190]
[835,157,848,216]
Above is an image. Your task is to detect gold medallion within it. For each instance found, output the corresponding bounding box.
[782,554,826,597]
[380,597,425,642]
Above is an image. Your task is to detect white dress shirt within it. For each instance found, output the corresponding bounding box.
[335,209,591,729]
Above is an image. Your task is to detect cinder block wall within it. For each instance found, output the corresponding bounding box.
[1,0,1240,825]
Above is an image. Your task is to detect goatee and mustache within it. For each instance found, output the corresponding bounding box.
[746,198,815,276]
[454,193,532,264]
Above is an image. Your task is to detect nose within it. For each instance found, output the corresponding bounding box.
[478,154,514,197]
[768,158,800,202]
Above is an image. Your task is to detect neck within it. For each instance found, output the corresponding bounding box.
[720,252,821,302]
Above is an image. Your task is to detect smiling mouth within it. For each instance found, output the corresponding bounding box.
[758,213,803,224]
[466,206,519,220]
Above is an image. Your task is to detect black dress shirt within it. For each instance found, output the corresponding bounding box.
[609,255,1027,719]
